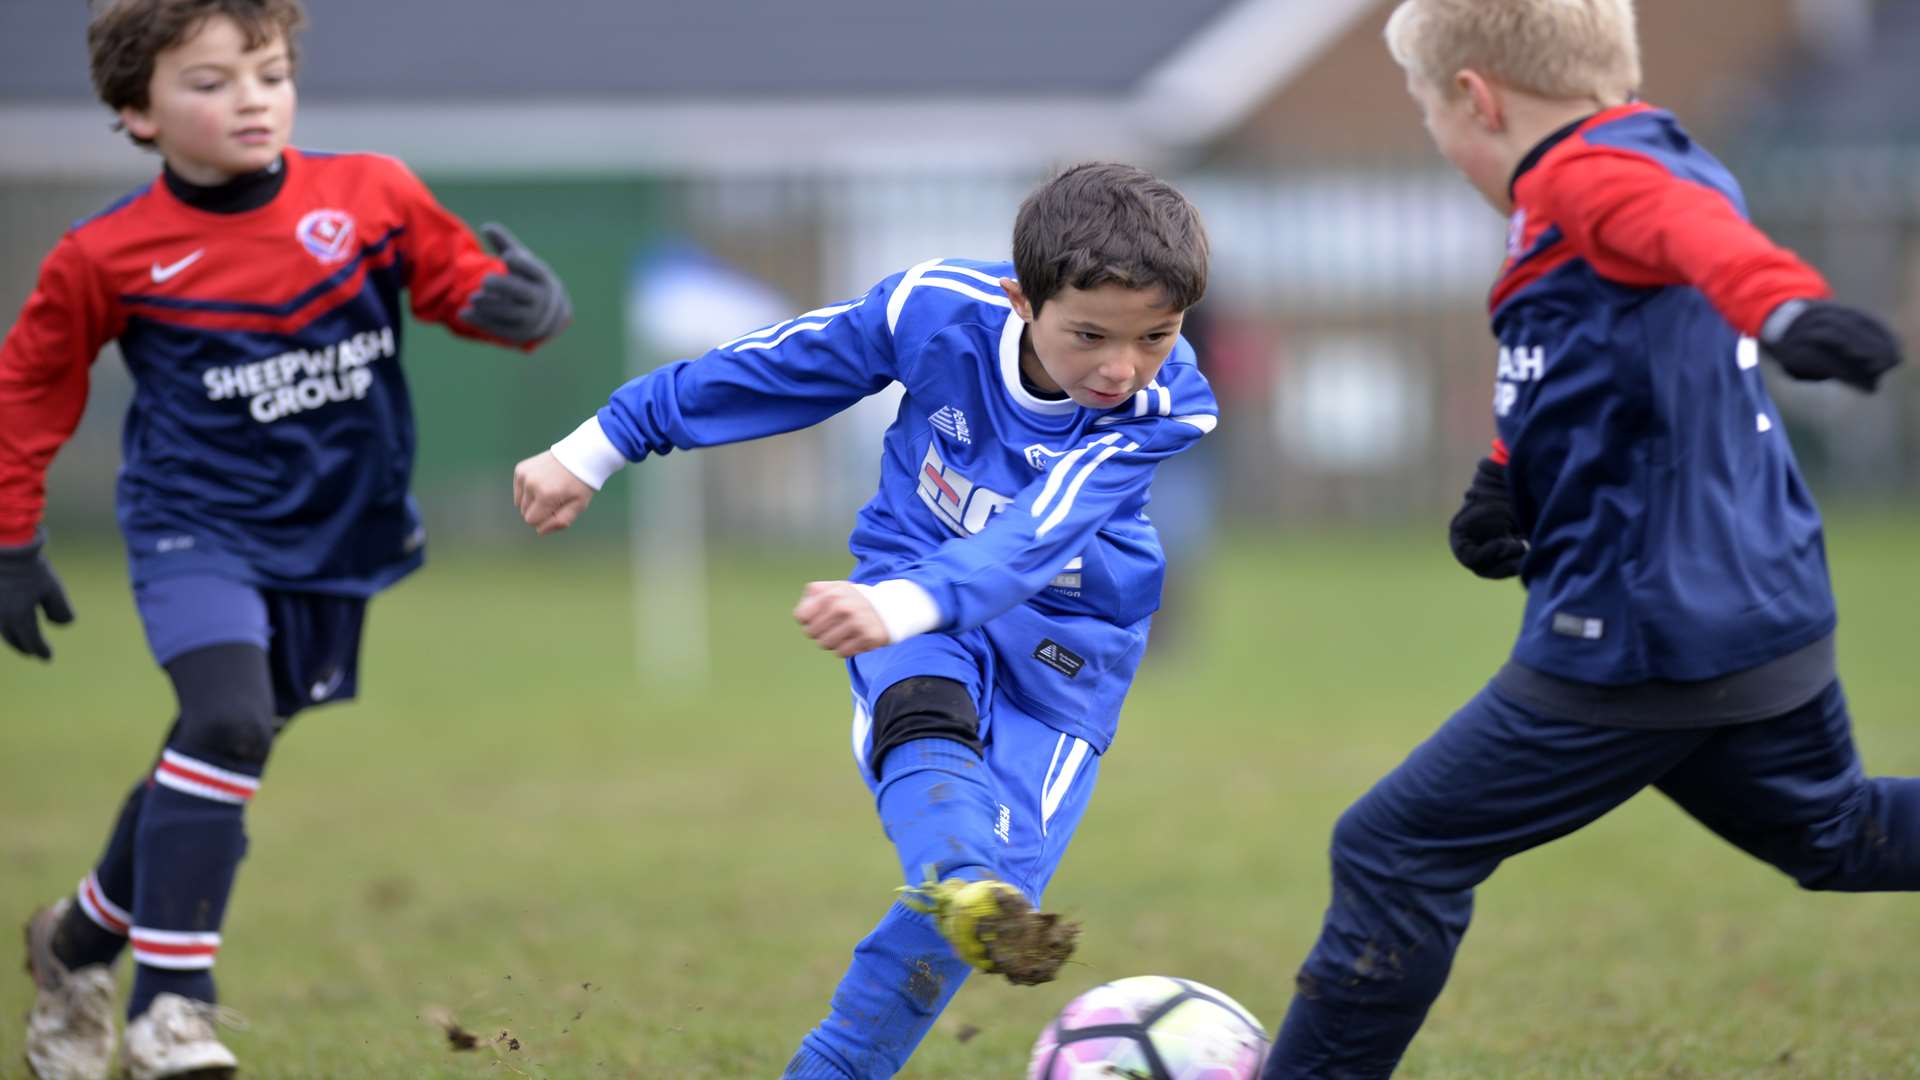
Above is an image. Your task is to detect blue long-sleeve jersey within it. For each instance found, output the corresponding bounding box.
[584,258,1218,749]
[1490,105,1836,688]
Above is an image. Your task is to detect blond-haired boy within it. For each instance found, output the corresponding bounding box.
[1264,2,1908,1075]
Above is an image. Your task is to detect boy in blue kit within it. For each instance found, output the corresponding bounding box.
[3,2,570,1077]
[513,162,1217,1078]
[1263,2,1910,1076]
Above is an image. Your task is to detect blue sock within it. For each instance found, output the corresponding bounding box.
[874,738,1000,887]
[127,750,258,1019]
[786,902,974,1078]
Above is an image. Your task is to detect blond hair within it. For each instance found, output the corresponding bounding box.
[1384,0,1640,102]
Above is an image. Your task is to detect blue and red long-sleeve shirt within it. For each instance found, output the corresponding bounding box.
[0,148,537,595]
[1488,103,1837,702]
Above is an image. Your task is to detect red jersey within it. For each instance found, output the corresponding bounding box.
[0,148,516,592]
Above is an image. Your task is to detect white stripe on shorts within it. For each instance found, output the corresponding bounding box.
[1040,737,1091,835]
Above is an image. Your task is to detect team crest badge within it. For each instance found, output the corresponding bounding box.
[1024,443,1066,471]
[1505,208,1528,259]
[296,209,356,264]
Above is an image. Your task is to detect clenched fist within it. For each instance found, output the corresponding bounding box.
[513,451,596,535]
[793,580,890,658]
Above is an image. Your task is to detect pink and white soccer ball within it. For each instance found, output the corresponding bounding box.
[1028,975,1268,1079]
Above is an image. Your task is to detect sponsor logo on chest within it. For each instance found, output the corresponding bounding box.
[914,441,1088,594]
[916,442,1011,536]
[202,326,396,423]
[1494,343,1547,418]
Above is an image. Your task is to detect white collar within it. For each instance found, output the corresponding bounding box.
[997,307,1077,416]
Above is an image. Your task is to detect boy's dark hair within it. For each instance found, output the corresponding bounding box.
[88,0,307,147]
[1012,162,1209,315]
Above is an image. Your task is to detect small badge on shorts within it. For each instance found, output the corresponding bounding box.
[1552,612,1605,640]
[1032,639,1085,679]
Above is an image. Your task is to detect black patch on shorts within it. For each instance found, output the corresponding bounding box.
[1032,639,1085,679]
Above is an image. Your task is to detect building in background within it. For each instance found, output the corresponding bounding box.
[2,0,1913,545]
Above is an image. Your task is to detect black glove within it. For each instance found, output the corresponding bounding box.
[1760,299,1903,393]
[1448,457,1527,580]
[0,531,75,661]
[459,223,572,345]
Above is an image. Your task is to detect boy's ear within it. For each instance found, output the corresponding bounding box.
[1457,71,1506,134]
[119,105,159,143]
[1000,277,1035,322]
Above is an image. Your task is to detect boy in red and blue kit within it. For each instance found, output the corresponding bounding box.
[1264,2,1911,1077]
[2,2,569,1077]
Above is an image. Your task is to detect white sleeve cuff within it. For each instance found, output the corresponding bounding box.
[549,416,629,492]
[853,579,943,644]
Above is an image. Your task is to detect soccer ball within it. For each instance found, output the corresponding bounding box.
[1027,975,1268,1079]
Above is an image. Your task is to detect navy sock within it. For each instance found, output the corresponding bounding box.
[129,967,217,1019]
[54,896,126,972]
[127,756,256,1019]
[874,737,1000,887]
[55,779,152,970]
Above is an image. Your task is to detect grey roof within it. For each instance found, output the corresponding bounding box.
[2,1,1239,102]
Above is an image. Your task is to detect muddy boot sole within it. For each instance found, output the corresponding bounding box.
[976,893,1080,986]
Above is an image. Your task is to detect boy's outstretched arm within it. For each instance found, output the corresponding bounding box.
[1542,145,1902,390]
[383,158,569,350]
[512,276,902,535]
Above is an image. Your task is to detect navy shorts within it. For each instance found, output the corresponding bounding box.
[133,575,368,718]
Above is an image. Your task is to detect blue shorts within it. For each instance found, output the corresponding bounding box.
[846,632,1104,899]
[133,575,367,718]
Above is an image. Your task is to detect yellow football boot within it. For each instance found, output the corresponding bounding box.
[898,873,1079,986]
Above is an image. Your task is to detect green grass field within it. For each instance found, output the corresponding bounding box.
[4,516,1918,1079]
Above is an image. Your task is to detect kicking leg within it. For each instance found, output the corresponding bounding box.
[1264,687,1709,1080]
[1656,681,1920,892]
[785,688,1103,1077]
[868,677,1078,984]
[869,678,1000,887]
[782,903,974,1079]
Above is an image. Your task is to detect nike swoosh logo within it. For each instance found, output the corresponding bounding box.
[310,668,346,702]
[150,249,205,283]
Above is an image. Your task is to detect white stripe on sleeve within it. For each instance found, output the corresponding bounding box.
[718,300,862,351]
[925,264,1008,288]
[1031,433,1121,520]
[887,259,943,334]
[1036,441,1139,538]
